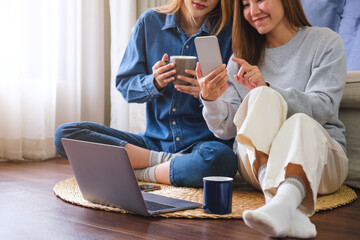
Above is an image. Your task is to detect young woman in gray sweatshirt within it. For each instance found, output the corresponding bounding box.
[197,0,348,238]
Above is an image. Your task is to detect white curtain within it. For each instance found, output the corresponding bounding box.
[110,0,167,133]
[0,0,109,161]
[109,0,135,132]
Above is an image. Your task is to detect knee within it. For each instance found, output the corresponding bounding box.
[54,121,93,140]
[55,122,77,143]
[248,86,275,100]
[198,142,237,174]
[246,86,287,110]
[54,123,70,158]
[285,113,319,132]
[287,113,312,123]
[250,86,269,95]
[54,122,83,158]
[55,123,69,140]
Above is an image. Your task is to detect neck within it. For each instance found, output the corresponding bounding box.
[266,22,298,48]
[179,6,205,37]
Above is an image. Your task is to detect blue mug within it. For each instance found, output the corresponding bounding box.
[203,176,233,215]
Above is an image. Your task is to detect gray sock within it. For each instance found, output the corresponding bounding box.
[149,151,184,167]
[134,166,157,183]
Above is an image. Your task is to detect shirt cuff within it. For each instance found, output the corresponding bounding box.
[144,74,164,97]
[200,94,225,115]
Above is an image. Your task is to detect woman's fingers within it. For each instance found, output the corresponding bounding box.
[232,57,266,89]
[153,63,175,82]
[211,67,228,88]
[175,69,198,85]
[234,74,245,86]
[198,64,228,101]
[196,62,203,79]
[172,68,200,97]
[218,73,229,89]
[233,57,251,81]
[231,57,251,68]
[243,68,256,79]
[203,64,227,85]
[175,84,200,98]
[185,69,197,78]
[161,53,168,61]
[153,53,169,71]
[152,53,178,89]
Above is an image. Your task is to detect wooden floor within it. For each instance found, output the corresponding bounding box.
[0,157,359,240]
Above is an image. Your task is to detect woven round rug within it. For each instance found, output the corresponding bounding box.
[53,177,357,219]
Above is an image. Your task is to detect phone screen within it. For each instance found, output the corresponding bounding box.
[194,36,223,76]
[139,184,161,192]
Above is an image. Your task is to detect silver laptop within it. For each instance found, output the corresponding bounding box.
[61,138,201,215]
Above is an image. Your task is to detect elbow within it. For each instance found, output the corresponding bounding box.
[312,96,338,125]
[209,125,236,140]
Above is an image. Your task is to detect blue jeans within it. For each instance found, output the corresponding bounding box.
[54,121,237,187]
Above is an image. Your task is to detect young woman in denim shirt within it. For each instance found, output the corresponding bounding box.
[54,0,237,187]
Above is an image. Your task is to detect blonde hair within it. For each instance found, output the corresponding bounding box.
[232,0,311,65]
[155,0,233,35]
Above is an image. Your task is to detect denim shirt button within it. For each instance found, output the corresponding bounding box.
[172,121,176,125]
[185,45,189,49]
[172,108,176,112]
[176,137,180,141]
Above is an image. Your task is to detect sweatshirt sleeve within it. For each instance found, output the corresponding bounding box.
[201,58,247,140]
[271,32,346,125]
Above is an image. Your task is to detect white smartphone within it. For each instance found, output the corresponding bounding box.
[195,36,223,76]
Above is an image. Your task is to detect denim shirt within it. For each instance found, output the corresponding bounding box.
[116,9,233,153]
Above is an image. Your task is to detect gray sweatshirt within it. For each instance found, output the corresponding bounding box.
[202,26,347,151]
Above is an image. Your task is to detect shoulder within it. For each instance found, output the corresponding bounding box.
[134,9,167,32]
[300,27,346,72]
[299,26,345,59]
[139,9,166,21]
[137,9,166,25]
[301,26,343,47]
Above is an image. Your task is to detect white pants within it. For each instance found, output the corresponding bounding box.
[234,87,348,216]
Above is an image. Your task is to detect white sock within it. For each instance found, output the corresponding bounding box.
[289,209,317,238]
[257,167,317,238]
[149,151,183,167]
[243,175,305,237]
[134,166,157,183]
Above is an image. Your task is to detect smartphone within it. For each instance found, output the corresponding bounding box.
[194,36,223,76]
[139,184,161,192]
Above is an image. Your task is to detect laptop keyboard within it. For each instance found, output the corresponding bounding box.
[145,200,176,212]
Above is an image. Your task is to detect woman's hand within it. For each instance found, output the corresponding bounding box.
[197,62,229,101]
[152,53,176,90]
[174,69,200,98]
[232,57,267,90]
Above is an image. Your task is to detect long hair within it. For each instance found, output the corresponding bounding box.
[232,0,311,66]
[155,0,233,35]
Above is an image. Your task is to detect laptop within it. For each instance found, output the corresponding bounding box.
[61,138,202,215]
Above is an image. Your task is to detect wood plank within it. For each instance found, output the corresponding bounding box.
[0,158,359,239]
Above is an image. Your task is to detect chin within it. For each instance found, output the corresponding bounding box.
[254,27,270,35]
